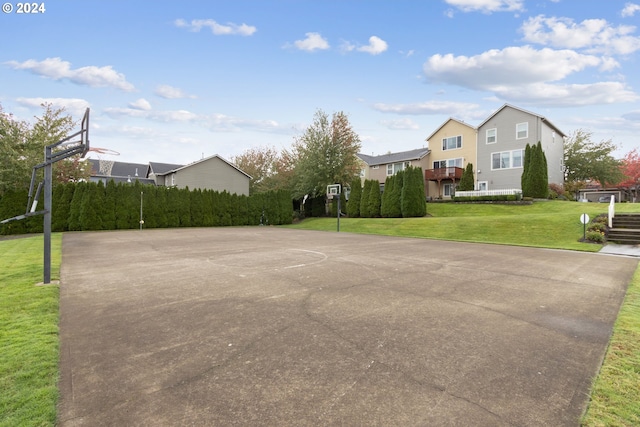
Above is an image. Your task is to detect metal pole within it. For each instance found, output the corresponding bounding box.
[337,197,340,232]
[140,191,144,230]
[43,146,52,284]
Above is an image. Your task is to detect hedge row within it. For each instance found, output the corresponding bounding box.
[0,180,293,235]
[452,194,523,202]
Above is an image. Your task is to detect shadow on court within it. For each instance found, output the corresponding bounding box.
[57,228,638,426]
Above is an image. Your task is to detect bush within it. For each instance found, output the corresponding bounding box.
[588,222,607,233]
[585,230,606,243]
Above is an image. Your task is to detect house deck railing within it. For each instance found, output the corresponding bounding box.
[455,189,523,197]
[425,167,463,181]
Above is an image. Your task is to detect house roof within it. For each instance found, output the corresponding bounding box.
[357,147,430,166]
[88,159,149,178]
[477,103,567,138]
[153,154,253,179]
[425,117,476,142]
[148,162,184,176]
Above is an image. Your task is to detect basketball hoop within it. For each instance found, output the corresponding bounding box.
[87,147,120,177]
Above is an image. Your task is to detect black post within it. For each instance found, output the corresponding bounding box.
[43,146,52,284]
[337,197,340,232]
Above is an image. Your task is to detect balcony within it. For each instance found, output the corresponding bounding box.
[424,167,463,181]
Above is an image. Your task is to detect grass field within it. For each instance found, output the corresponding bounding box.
[0,234,61,427]
[1,200,638,425]
[287,200,640,251]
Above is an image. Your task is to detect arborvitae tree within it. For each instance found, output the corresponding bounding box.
[0,190,29,235]
[154,187,168,228]
[529,142,549,198]
[368,179,381,218]
[101,180,117,230]
[52,183,75,231]
[380,175,393,218]
[346,178,362,218]
[278,190,293,224]
[458,163,475,191]
[401,166,426,218]
[68,182,86,231]
[387,170,403,218]
[359,179,372,217]
[521,143,532,195]
[80,182,104,230]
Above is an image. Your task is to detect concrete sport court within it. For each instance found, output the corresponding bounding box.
[57,227,638,426]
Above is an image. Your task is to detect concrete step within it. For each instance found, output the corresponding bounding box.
[608,228,640,244]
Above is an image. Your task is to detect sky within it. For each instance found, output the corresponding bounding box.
[1,0,640,166]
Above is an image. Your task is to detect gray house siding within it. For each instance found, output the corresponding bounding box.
[477,105,565,191]
[173,157,250,195]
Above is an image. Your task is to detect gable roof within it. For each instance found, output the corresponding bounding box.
[477,103,566,138]
[154,154,252,179]
[88,159,148,178]
[148,162,184,176]
[425,117,476,143]
[357,147,430,166]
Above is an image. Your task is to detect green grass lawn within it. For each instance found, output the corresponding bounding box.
[287,200,640,251]
[1,200,638,425]
[0,234,61,427]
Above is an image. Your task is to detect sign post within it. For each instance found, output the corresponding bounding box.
[580,213,590,241]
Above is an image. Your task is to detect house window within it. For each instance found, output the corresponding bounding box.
[171,174,176,186]
[486,128,497,144]
[386,161,410,175]
[434,158,463,168]
[492,150,524,170]
[516,122,528,139]
[477,181,488,191]
[442,135,462,151]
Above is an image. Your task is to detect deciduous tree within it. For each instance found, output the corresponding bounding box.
[291,109,362,199]
[564,129,623,187]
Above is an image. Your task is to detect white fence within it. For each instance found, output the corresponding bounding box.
[609,195,615,228]
[455,189,523,197]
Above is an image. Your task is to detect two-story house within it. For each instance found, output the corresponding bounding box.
[357,147,430,194]
[476,104,566,191]
[424,118,477,199]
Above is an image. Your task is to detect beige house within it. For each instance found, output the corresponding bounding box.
[424,118,477,199]
[357,148,430,194]
[152,155,251,196]
[89,154,251,196]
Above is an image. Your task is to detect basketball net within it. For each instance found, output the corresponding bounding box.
[87,147,120,176]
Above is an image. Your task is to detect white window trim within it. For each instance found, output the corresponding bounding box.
[516,122,528,139]
[486,128,497,144]
[442,135,462,151]
[491,149,524,170]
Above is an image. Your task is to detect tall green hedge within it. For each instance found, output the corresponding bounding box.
[401,166,426,218]
[0,181,293,235]
[346,178,362,218]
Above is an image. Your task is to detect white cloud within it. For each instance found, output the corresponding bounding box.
[423,45,638,106]
[380,118,420,130]
[103,105,290,134]
[5,57,135,91]
[174,18,256,36]
[444,0,524,14]
[424,46,612,88]
[128,98,151,111]
[373,100,481,116]
[292,32,330,51]
[357,36,388,55]
[15,97,90,117]
[154,84,196,99]
[521,15,640,55]
[622,3,640,17]
[340,36,388,55]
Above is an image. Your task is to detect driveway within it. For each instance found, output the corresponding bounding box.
[57,228,638,426]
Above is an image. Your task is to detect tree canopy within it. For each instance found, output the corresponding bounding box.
[291,109,362,199]
[0,103,90,196]
[564,129,623,187]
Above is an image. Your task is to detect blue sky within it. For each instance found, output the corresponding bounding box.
[1,0,639,166]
